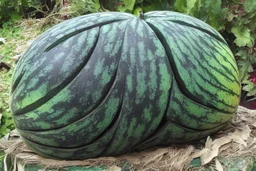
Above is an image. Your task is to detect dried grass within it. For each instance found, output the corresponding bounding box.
[1,106,256,170]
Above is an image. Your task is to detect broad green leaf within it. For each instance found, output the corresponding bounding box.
[142,0,170,12]
[237,59,252,81]
[194,0,224,30]
[189,0,203,16]
[174,0,187,13]
[247,13,256,32]
[243,82,254,92]
[136,0,144,4]
[71,0,101,16]
[186,0,198,14]
[221,8,229,19]
[10,12,22,21]
[235,49,252,61]
[231,26,253,47]
[203,0,221,15]
[92,0,101,10]
[247,87,256,96]
[225,9,236,22]
[244,0,256,12]
[117,0,136,12]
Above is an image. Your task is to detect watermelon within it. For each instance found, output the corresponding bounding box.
[10,11,240,159]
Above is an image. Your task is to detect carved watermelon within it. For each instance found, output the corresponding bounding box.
[10,11,240,159]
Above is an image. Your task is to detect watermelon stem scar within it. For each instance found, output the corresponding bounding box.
[139,11,145,20]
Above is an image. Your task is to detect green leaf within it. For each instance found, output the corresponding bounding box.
[236,49,248,60]
[209,0,222,15]
[136,0,144,4]
[186,0,198,14]
[91,0,101,10]
[193,0,224,30]
[243,82,254,92]
[71,0,101,16]
[117,0,136,12]
[10,12,22,21]
[247,87,256,96]
[237,59,252,81]
[225,9,236,22]
[141,0,170,12]
[174,0,187,13]
[244,0,256,12]
[231,26,253,47]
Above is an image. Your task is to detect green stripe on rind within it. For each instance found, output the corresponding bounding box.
[167,80,234,130]
[144,11,226,44]
[10,13,134,112]
[134,121,225,151]
[145,20,240,113]
[16,18,172,158]
[20,120,120,159]
[11,28,100,114]
[11,13,134,85]
[16,92,122,147]
[100,19,172,155]
[12,21,129,130]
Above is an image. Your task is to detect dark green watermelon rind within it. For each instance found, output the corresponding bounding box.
[10,13,134,116]
[19,122,225,160]
[145,11,240,114]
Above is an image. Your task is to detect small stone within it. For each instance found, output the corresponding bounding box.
[12,54,21,62]
[27,39,35,46]
[0,38,5,45]
[252,122,256,128]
